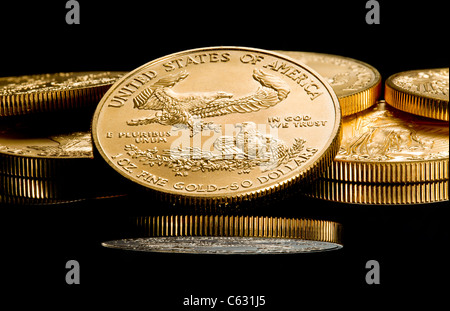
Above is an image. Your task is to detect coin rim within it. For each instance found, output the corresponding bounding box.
[0,71,126,117]
[91,47,342,204]
[306,179,449,205]
[385,68,449,121]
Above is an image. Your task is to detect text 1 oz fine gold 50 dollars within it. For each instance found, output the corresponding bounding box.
[92,47,342,206]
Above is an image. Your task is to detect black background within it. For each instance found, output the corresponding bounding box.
[0,0,448,307]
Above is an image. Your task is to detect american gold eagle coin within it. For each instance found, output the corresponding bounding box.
[92,47,342,206]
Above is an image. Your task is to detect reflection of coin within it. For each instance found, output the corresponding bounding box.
[0,71,125,116]
[275,51,381,116]
[92,47,341,206]
[102,237,342,254]
[325,100,448,183]
[101,215,343,254]
[385,68,449,121]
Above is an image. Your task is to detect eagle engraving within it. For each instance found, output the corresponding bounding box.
[123,120,308,176]
[127,69,290,131]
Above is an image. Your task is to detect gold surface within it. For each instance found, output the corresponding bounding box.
[92,47,342,206]
[102,215,343,254]
[324,100,448,183]
[275,50,381,116]
[0,71,125,116]
[385,68,449,121]
[307,179,448,205]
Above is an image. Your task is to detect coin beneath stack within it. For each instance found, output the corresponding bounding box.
[385,68,449,121]
[0,71,125,116]
[275,51,381,116]
[101,215,343,254]
[92,47,342,206]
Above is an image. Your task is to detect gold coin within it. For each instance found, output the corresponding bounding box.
[385,68,449,121]
[92,47,342,206]
[0,71,125,116]
[0,123,126,202]
[0,128,93,178]
[101,215,343,254]
[307,179,448,205]
[275,51,381,116]
[323,100,448,183]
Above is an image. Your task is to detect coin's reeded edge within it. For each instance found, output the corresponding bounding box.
[91,46,342,206]
[324,157,449,183]
[385,71,449,121]
[339,77,381,117]
[0,172,130,203]
[134,215,343,243]
[0,152,94,178]
[306,179,449,204]
[0,84,112,117]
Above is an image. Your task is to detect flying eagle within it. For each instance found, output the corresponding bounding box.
[127,69,290,132]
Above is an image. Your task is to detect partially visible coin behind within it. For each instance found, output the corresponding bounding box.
[92,47,342,206]
[385,68,449,121]
[275,51,381,117]
[0,71,125,116]
[0,123,125,203]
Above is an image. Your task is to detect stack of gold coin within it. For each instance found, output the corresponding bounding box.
[0,72,126,204]
[5,46,445,254]
[305,66,448,204]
